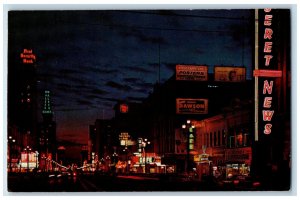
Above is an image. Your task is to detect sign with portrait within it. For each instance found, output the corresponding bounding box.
[214,66,246,82]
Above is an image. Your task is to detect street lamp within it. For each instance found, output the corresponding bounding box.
[182,120,195,174]
[8,136,16,172]
[142,139,151,166]
[24,146,31,173]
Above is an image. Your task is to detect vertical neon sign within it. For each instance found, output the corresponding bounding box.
[254,9,282,139]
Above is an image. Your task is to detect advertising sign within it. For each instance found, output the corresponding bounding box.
[176,65,208,81]
[176,98,208,114]
[20,49,36,64]
[256,9,281,138]
[214,66,246,82]
[120,104,129,113]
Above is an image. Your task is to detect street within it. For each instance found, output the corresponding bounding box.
[7,172,263,192]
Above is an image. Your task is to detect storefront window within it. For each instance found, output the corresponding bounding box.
[226,163,250,178]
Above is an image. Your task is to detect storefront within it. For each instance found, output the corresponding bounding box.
[224,147,252,178]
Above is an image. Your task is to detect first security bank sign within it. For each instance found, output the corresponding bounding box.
[254,9,282,138]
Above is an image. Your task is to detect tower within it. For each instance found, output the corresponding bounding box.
[39,90,56,165]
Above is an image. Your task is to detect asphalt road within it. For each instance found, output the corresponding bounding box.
[7,173,261,193]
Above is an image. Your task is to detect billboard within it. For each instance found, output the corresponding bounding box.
[214,66,246,82]
[176,65,208,81]
[176,98,208,114]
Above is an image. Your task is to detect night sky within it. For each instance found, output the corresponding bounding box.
[8,10,254,159]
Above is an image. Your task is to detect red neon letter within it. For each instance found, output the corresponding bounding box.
[264,55,273,66]
[263,97,272,108]
[264,28,273,40]
[264,15,273,26]
[264,8,272,12]
[264,42,273,53]
[262,110,274,121]
[263,80,273,94]
[264,124,272,134]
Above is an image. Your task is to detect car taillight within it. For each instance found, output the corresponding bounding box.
[253,182,261,187]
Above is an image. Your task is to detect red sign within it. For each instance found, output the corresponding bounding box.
[120,104,128,113]
[20,49,36,64]
[253,69,282,77]
[176,98,208,114]
[176,65,208,81]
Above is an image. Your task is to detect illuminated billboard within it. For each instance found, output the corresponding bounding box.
[214,66,246,82]
[176,65,208,81]
[176,98,208,114]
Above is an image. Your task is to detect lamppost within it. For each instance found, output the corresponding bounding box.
[182,120,195,174]
[142,138,150,173]
[24,146,31,173]
[35,151,39,171]
[8,136,16,172]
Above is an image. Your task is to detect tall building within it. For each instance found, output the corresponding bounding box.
[89,119,115,160]
[7,47,39,171]
[251,9,291,190]
[38,90,56,168]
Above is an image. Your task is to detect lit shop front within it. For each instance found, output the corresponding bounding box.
[131,153,166,173]
[224,147,252,178]
[20,151,39,172]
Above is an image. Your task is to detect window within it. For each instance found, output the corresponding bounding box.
[214,131,217,146]
[218,130,221,146]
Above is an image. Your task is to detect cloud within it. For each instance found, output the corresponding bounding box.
[59,68,80,75]
[82,65,119,75]
[106,81,132,91]
[124,65,156,74]
[127,96,145,102]
[119,28,168,45]
[123,77,140,84]
[161,62,177,72]
[90,88,109,95]
[77,99,94,106]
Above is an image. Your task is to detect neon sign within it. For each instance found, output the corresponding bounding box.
[255,9,282,136]
[20,49,36,64]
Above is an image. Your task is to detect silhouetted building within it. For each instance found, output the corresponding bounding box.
[7,46,39,171]
[89,119,115,160]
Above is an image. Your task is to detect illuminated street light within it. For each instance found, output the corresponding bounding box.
[141,138,150,173]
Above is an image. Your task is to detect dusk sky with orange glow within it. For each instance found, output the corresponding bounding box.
[8,10,253,159]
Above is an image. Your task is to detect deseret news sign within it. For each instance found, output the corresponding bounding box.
[176,98,208,114]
